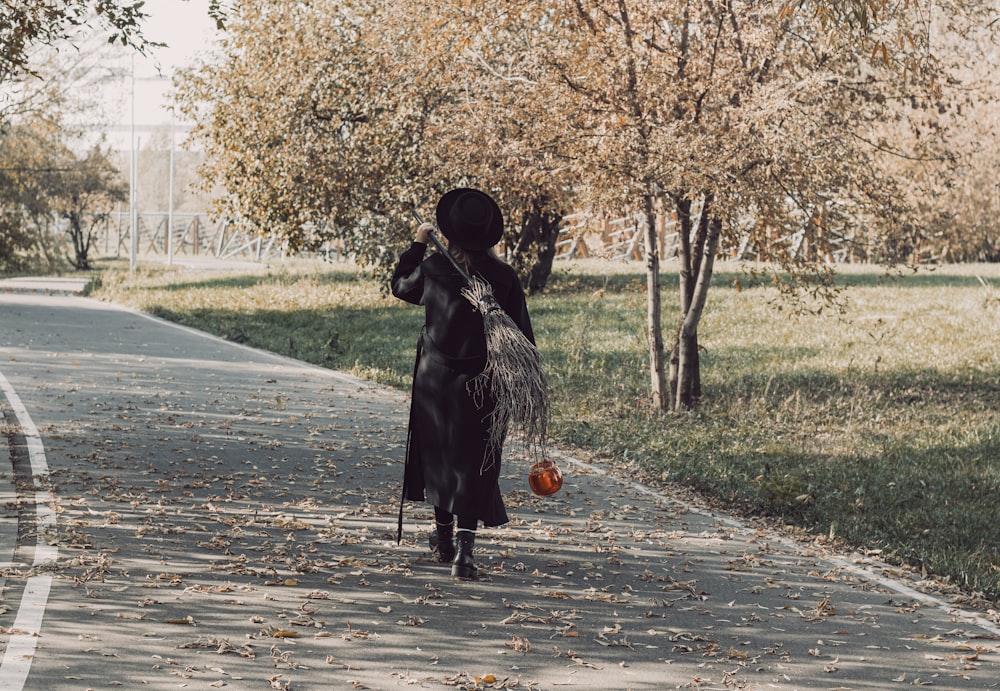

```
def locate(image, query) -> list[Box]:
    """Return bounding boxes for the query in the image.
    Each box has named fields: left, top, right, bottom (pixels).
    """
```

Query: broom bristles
left=461, top=277, right=549, bottom=473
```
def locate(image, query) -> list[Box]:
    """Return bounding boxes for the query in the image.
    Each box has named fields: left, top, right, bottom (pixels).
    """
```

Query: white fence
left=554, top=212, right=680, bottom=262
left=90, top=212, right=284, bottom=262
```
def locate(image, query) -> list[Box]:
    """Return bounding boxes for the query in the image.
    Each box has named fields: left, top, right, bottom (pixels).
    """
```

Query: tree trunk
left=510, top=198, right=562, bottom=294
left=526, top=209, right=559, bottom=294
left=669, top=197, right=694, bottom=407
left=643, top=194, right=668, bottom=410
left=67, top=211, right=90, bottom=270
left=669, top=194, right=721, bottom=410
left=675, top=211, right=721, bottom=410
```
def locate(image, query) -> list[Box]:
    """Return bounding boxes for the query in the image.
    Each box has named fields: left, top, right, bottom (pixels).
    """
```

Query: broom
left=411, top=209, right=549, bottom=472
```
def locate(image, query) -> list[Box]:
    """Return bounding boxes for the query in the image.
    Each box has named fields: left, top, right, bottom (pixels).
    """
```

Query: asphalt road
left=0, top=281, right=998, bottom=690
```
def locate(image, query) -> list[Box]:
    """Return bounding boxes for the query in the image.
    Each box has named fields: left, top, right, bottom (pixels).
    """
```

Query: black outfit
left=391, top=241, right=534, bottom=529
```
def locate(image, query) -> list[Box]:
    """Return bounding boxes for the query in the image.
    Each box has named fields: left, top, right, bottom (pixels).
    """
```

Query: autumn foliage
left=176, top=0, right=998, bottom=408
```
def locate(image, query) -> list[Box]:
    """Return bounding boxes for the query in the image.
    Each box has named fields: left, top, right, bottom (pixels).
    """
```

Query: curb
left=0, top=278, right=90, bottom=295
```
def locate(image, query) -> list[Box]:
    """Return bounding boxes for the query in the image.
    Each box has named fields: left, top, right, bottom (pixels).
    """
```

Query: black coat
left=391, top=242, right=534, bottom=527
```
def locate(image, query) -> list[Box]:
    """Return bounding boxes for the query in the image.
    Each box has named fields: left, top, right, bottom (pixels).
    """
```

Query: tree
left=0, top=175, right=36, bottom=272
left=0, top=117, right=67, bottom=272
left=385, top=2, right=575, bottom=292
left=0, top=113, right=126, bottom=271
left=444, top=0, right=996, bottom=410
left=176, top=0, right=573, bottom=288
left=60, top=143, right=128, bottom=269
left=178, top=2, right=416, bottom=263
left=1, top=23, right=134, bottom=272
left=0, top=1, right=150, bottom=87
left=0, top=0, right=139, bottom=270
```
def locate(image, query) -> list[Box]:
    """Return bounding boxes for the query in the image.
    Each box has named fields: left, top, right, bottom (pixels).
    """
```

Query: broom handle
left=410, top=209, right=474, bottom=285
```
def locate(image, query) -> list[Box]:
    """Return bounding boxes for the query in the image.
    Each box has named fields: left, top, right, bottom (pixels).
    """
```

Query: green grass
left=89, top=257, right=1000, bottom=601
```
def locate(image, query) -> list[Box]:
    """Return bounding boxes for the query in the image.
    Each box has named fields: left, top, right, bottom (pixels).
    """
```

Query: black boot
left=429, top=521, right=456, bottom=563
left=452, top=530, right=478, bottom=580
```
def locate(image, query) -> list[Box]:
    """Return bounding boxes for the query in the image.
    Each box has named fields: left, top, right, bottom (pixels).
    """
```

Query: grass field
left=89, top=257, right=1000, bottom=602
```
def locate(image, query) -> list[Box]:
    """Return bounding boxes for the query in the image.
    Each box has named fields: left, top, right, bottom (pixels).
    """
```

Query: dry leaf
left=165, top=616, right=196, bottom=625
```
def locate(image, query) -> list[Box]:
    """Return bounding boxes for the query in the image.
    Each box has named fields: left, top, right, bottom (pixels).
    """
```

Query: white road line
left=0, top=371, right=57, bottom=689
left=0, top=576, right=52, bottom=688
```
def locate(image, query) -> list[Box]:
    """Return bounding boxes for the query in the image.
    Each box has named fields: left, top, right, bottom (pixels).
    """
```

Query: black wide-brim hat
left=435, top=188, right=503, bottom=251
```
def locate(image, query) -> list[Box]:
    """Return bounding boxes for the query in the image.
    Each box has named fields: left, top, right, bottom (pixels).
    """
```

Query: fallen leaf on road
left=165, top=616, right=196, bottom=625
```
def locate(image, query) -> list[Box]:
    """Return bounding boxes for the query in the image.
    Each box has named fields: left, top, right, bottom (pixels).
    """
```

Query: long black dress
left=391, top=241, right=534, bottom=528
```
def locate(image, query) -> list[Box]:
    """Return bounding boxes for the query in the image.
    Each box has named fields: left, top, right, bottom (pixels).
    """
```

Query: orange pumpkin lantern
left=528, top=459, right=563, bottom=496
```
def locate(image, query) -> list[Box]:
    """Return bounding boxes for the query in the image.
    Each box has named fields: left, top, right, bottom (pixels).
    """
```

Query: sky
left=99, top=0, right=220, bottom=146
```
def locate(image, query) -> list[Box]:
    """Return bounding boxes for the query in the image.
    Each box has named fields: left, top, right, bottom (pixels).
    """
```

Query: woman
left=392, top=188, right=534, bottom=580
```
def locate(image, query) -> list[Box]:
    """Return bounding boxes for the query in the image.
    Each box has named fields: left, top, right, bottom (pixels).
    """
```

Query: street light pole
left=168, top=108, right=175, bottom=266
left=129, top=55, right=138, bottom=275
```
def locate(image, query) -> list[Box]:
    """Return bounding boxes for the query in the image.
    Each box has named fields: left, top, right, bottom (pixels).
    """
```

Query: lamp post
left=128, top=69, right=176, bottom=270
left=167, top=107, right=175, bottom=266
left=129, top=55, right=137, bottom=275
